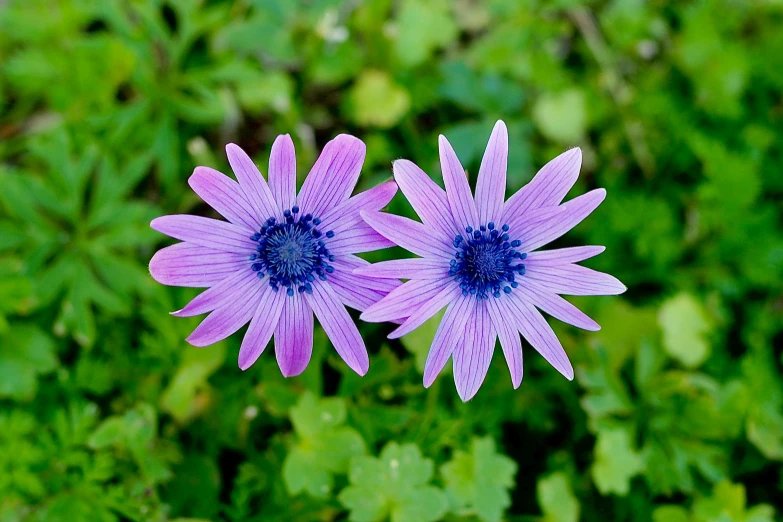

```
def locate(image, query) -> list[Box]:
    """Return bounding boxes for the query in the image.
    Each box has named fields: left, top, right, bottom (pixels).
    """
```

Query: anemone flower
left=358, top=121, right=625, bottom=401
left=150, top=135, right=399, bottom=376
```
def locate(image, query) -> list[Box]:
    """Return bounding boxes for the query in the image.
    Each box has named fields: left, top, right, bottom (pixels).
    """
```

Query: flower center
left=248, top=206, right=335, bottom=296
left=449, top=222, right=526, bottom=300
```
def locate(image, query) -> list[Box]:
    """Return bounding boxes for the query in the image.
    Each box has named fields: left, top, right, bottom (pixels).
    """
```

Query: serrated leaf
left=592, top=428, right=644, bottom=495
left=537, top=472, right=580, bottom=522
left=441, top=437, right=517, bottom=522
left=658, top=293, right=712, bottom=368
left=339, top=442, right=447, bottom=522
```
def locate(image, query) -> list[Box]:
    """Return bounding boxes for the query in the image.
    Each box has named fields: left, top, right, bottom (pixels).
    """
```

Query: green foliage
left=339, top=442, right=446, bottom=522
left=1, top=0, right=782, bottom=520
left=441, top=437, right=517, bottom=522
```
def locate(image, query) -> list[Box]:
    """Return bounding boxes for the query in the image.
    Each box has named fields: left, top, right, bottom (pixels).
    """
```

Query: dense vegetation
left=1, top=1, right=782, bottom=521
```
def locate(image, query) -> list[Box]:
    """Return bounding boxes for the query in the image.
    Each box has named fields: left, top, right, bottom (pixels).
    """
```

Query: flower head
left=150, top=135, right=398, bottom=376
left=359, top=121, right=626, bottom=401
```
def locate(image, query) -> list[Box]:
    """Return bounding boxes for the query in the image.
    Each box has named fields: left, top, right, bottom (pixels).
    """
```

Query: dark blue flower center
left=248, top=206, right=335, bottom=296
left=449, top=222, right=526, bottom=300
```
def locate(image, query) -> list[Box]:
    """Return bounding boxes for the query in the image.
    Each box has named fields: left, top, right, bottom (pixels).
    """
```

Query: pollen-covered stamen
left=248, top=208, right=335, bottom=296
left=449, top=222, right=527, bottom=300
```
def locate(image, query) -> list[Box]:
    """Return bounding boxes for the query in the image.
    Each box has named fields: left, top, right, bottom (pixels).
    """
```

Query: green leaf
left=532, top=89, right=587, bottom=143
left=283, top=392, right=366, bottom=497
left=347, top=70, right=411, bottom=128
left=0, top=323, right=57, bottom=401
left=394, top=0, right=458, bottom=67
left=591, top=428, right=645, bottom=495
left=537, top=472, right=580, bottom=522
left=161, top=341, right=227, bottom=424
left=339, top=442, right=447, bottom=522
left=441, top=437, right=517, bottom=522
left=658, top=293, right=712, bottom=368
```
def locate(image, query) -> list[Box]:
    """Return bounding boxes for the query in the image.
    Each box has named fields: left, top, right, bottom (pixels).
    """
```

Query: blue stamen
left=449, top=223, right=527, bottom=300
left=249, top=208, right=336, bottom=297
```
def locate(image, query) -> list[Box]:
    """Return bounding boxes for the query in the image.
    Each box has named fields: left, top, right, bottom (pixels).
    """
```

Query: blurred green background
left=1, top=0, right=782, bottom=521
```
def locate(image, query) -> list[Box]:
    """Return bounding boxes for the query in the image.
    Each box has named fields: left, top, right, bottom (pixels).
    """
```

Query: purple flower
left=150, top=135, right=399, bottom=376
left=358, top=121, right=626, bottom=401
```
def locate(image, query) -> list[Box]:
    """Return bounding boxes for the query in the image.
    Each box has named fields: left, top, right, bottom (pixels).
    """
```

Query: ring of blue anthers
left=449, top=222, right=527, bottom=300
left=248, top=206, right=335, bottom=297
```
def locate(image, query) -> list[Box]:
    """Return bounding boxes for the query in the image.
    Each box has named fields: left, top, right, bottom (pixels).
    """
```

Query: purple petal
left=423, top=295, right=475, bottom=387
left=318, top=181, right=398, bottom=233
left=524, top=264, right=626, bottom=296
left=187, top=282, right=265, bottom=347
left=387, top=284, right=462, bottom=339
left=525, top=246, right=605, bottom=266
left=353, top=258, right=448, bottom=280
left=268, top=134, right=297, bottom=211
left=296, top=135, right=366, bottom=218
left=514, top=281, right=600, bottom=331
left=305, top=282, right=369, bottom=375
left=506, top=298, right=573, bottom=379
left=330, top=278, right=391, bottom=313
left=475, top=121, right=508, bottom=225
left=149, top=243, right=246, bottom=287
left=520, top=189, right=606, bottom=252
left=439, top=135, right=479, bottom=228
left=361, top=279, right=450, bottom=323
left=330, top=256, right=401, bottom=294
left=505, top=205, right=565, bottom=241
left=274, top=292, right=314, bottom=377
left=487, top=297, right=523, bottom=388
left=327, top=223, right=396, bottom=255
left=226, top=143, right=280, bottom=220
left=238, top=286, right=286, bottom=369
left=151, top=215, right=256, bottom=252
left=501, top=147, right=581, bottom=220
left=188, top=166, right=261, bottom=230
left=171, top=269, right=256, bottom=317
left=361, top=211, right=453, bottom=259
left=453, top=303, right=496, bottom=401
left=393, top=159, right=459, bottom=240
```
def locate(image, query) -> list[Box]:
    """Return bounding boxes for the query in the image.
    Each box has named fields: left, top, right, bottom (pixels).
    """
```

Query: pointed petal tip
left=493, top=119, right=508, bottom=134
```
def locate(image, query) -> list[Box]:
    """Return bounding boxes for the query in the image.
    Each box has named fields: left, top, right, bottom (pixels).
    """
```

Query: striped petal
left=524, top=246, right=605, bottom=266
left=487, top=296, right=523, bottom=388
left=151, top=215, right=256, bottom=253
left=453, top=303, right=496, bottom=401
left=361, top=210, right=453, bottom=259
left=268, top=134, right=297, bottom=211
left=475, top=120, right=508, bottom=224
left=387, top=284, right=462, bottom=339
left=361, top=279, right=450, bottom=323
left=306, top=282, right=369, bottom=376
left=296, top=135, right=366, bottom=218
left=501, top=147, right=582, bottom=220
left=514, top=281, right=600, bottom=331
left=524, top=264, right=626, bottom=296
left=327, top=224, right=396, bottom=255
left=393, top=159, right=458, bottom=240
left=187, top=282, right=265, bottom=347
left=171, top=269, right=258, bottom=318
left=507, top=298, right=573, bottom=380
left=274, top=292, right=314, bottom=377
left=318, top=181, right=398, bottom=233
left=226, top=143, right=280, bottom=221
left=439, top=135, right=478, bottom=228
left=149, top=243, right=246, bottom=287
left=188, top=166, right=260, bottom=230
left=353, top=258, right=449, bottom=280
left=238, top=286, right=286, bottom=369
left=520, top=189, right=606, bottom=252
left=423, top=295, right=475, bottom=387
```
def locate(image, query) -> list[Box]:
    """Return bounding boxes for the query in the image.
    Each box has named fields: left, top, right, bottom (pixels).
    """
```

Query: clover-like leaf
left=591, top=428, right=644, bottom=495
left=339, top=442, right=447, bottom=522
left=283, top=392, right=366, bottom=498
left=658, top=293, right=712, bottom=368
left=441, top=437, right=517, bottom=522
left=537, top=472, right=580, bottom=522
